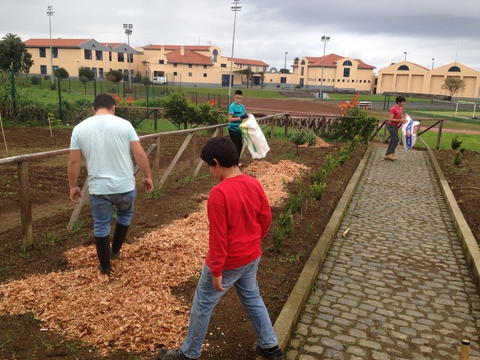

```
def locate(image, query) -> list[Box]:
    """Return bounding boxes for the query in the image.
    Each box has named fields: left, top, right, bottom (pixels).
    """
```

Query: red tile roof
left=294, top=53, right=375, bottom=69
left=165, top=49, right=213, bottom=65
left=227, top=57, right=269, bottom=67
left=143, top=45, right=211, bottom=51
left=24, top=38, right=89, bottom=48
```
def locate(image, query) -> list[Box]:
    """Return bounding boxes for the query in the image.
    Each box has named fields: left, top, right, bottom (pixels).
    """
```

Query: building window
left=263, top=67, right=267, bottom=72
left=203, top=73, right=207, bottom=77
left=40, top=65, right=47, bottom=74
left=188, top=64, right=192, bottom=68
left=173, top=63, right=177, bottom=67
left=221, top=64, right=227, bottom=68
left=327, top=79, right=330, bottom=82
left=212, top=49, right=218, bottom=62
left=398, top=65, right=409, bottom=71
left=159, top=59, right=164, bottom=64
left=301, top=67, right=304, bottom=76
left=95, top=51, right=103, bottom=61
left=280, top=77, right=286, bottom=84
left=301, top=60, right=305, bottom=65
left=174, top=72, right=177, bottom=76
left=99, top=68, right=104, bottom=78
left=247, top=65, right=252, bottom=70
left=39, top=48, right=46, bottom=58
left=128, top=54, right=133, bottom=63
left=342, top=79, right=345, bottom=82
left=109, top=52, right=112, bottom=61
left=118, top=53, right=124, bottom=62
left=343, top=68, right=350, bottom=77
left=92, top=67, right=97, bottom=77
left=343, top=60, right=352, bottom=66
left=52, top=48, right=58, bottom=58
left=188, top=72, right=192, bottom=77
left=84, top=49, right=92, bottom=60
left=448, top=66, right=461, bottom=72
left=52, top=65, right=58, bottom=73
left=368, top=80, right=371, bottom=83
left=204, top=65, right=207, bottom=69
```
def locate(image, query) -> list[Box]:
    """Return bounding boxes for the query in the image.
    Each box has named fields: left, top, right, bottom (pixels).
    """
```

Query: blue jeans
left=89, top=189, right=136, bottom=237
left=181, top=257, right=278, bottom=359
left=386, top=122, right=400, bottom=154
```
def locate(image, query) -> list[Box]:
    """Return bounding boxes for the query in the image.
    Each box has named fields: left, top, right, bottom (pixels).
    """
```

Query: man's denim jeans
left=89, top=189, right=136, bottom=237
left=181, top=257, right=278, bottom=359
left=386, top=122, right=400, bottom=154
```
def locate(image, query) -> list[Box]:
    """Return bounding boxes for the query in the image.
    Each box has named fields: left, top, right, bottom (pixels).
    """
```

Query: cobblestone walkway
left=286, top=147, right=480, bottom=360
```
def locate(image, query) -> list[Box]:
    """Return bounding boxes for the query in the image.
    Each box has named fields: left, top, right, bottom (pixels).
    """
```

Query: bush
left=54, top=67, right=69, bottom=79
left=30, top=76, right=40, bottom=85
left=105, top=70, right=123, bottom=83
left=453, top=151, right=462, bottom=167
left=78, top=66, right=94, bottom=80
left=451, top=136, right=462, bottom=150
left=141, top=76, right=152, bottom=86
left=290, top=131, right=308, bottom=155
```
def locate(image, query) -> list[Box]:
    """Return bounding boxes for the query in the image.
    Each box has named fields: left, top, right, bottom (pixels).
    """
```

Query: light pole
left=404, top=51, right=407, bottom=61
left=431, top=58, right=435, bottom=70
left=319, top=36, right=330, bottom=99
left=284, top=51, right=288, bottom=72
left=123, top=23, right=133, bottom=89
left=228, top=0, right=241, bottom=105
left=47, top=5, right=54, bottom=84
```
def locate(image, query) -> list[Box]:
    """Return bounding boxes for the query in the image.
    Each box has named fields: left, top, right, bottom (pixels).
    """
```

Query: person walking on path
left=67, top=94, right=153, bottom=275
left=157, top=137, right=283, bottom=360
left=228, top=89, right=248, bottom=158
left=385, top=95, right=406, bottom=161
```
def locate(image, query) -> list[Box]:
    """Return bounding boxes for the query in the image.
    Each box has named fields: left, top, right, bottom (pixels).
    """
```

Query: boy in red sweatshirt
left=158, top=136, right=283, bottom=360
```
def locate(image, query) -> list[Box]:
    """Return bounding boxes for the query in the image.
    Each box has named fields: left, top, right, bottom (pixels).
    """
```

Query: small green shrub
left=30, top=76, right=40, bottom=85
left=290, top=131, right=308, bottom=154
left=272, top=227, right=285, bottom=251
left=54, top=67, right=69, bottom=79
left=277, top=213, right=294, bottom=236
left=309, top=181, right=326, bottom=200
left=451, top=136, right=462, bottom=150
left=453, top=151, right=462, bottom=167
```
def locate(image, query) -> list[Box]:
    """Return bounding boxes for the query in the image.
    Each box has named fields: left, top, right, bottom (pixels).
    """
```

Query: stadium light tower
left=404, top=51, right=407, bottom=61
left=319, top=36, right=330, bottom=99
left=123, top=24, right=133, bottom=88
left=47, top=5, right=54, bottom=84
left=228, top=0, right=242, bottom=105
left=284, top=51, right=288, bottom=72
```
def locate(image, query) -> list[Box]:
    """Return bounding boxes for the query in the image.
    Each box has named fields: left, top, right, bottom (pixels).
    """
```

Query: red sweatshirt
left=205, top=174, right=272, bottom=277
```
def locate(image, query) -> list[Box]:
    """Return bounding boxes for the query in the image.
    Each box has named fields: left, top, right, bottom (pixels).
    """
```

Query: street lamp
left=47, top=5, right=54, bottom=85
left=123, top=23, right=133, bottom=88
left=284, top=51, right=288, bottom=72
left=319, top=36, right=330, bottom=99
left=404, top=51, right=407, bottom=61
left=432, top=58, right=435, bottom=70
left=228, top=0, right=242, bottom=105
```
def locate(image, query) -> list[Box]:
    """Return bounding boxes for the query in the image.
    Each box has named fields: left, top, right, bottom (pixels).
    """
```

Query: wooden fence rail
left=0, top=113, right=444, bottom=249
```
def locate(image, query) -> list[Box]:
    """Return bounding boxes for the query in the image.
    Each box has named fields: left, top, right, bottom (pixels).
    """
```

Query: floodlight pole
left=123, top=24, right=133, bottom=88
left=47, top=6, right=54, bottom=84
left=319, top=36, right=330, bottom=99
left=228, top=0, right=241, bottom=105
left=284, top=51, right=288, bottom=72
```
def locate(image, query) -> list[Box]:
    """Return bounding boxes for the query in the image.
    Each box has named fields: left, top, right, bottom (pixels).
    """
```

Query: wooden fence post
left=67, top=179, right=90, bottom=231
left=152, top=137, right=161, bottom=187
left=17, top=161, right=33, bottom=249
left=284, top=115, right=289, bottom=138
left=154, top=109, right=158, bottom=131
left=436, top=119, right=444, bottom=150
left=190, top=132, right=197, bottom=177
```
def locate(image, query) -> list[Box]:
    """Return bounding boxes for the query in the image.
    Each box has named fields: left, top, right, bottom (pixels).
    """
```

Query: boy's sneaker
left=157, top=348, right=197, bottom=360
left=254, top=343, right=284, bottom=360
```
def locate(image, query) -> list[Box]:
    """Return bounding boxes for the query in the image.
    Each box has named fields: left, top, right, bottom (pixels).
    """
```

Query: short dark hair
left=93, top=94, right=116, bottom=111
left=200, top=137, right=239, bottom=167
left=234, top=90, right=243, bottom=96
left=396, top=96, right=406, bottom=103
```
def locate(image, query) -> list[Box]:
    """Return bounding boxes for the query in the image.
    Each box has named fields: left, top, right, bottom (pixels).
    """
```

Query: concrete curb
left=427, top=148, right=480, bottom=289
left=255, top=144, right=374, bottom=359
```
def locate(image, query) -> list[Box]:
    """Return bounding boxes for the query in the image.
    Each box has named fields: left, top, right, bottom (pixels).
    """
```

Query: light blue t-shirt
left=70, top=114, right=139, bottom=195
left=228, top=102, right=245, bottom=132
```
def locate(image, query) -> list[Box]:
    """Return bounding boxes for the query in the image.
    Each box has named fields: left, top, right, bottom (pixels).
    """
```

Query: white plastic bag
left=401, top=114, right=420, bottom=151
left=239, top=114, right=270, bottom=159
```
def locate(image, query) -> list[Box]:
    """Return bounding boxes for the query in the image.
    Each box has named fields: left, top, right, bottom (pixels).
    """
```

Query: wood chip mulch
left=299, top=137, right=331, bottom=148
left=0, top=160, right=311, bottom=354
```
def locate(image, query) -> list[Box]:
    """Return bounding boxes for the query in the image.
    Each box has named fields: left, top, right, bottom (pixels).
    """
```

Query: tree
left=78, top=66, right=94, bottom=80
left=236, top=68, right=254, bottom=88
left=279, top=68, right=291, bottom=74
left=105, top=70, right=123, bottom=83
left=293, top=57, right=300, bottom=65
left=442, top=77, right=466, bottom=97
left=0, top=33, right=33, bottom=73
left=54, top=67, right=69, bottom=79
left=257, top=71, right=265, bottom=88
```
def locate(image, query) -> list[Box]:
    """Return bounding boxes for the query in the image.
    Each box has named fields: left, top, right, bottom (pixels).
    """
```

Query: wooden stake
left=459, top=339, right=470, bottom=360
left=0, top=113, right=8, bottom=156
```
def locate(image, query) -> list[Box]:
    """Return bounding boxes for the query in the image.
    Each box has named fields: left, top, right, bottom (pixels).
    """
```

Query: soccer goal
left=454, top=101, right=477, bottom=119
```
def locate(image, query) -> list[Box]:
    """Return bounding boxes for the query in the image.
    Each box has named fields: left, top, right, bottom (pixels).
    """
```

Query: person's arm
left=130, top=141, right=153, bottom=193
left=67, top=150, right=82, bottom=204
left=228, top=113, right=242, bottom=122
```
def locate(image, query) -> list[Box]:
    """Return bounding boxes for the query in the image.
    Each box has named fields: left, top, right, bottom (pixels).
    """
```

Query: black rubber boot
left=94, top=235, right=112, bottom=275
left=111, top=223, right=129, bottom=259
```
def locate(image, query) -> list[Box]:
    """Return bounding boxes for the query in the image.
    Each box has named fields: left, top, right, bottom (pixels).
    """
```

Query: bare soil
left=0, top=98, right=479, bottom=360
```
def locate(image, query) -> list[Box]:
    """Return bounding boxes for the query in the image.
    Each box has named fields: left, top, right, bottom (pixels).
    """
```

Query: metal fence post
left=57, top=74, right=63, bottom=120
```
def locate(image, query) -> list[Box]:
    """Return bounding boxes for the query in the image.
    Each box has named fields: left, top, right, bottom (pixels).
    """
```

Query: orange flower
left=118, top=98, right=123, bottom=104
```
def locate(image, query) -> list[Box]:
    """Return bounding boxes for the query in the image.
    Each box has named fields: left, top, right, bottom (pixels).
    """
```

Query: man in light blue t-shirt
left=68, top=94, right=153, bottom=275
left=228, top=89, right=248, bottom=157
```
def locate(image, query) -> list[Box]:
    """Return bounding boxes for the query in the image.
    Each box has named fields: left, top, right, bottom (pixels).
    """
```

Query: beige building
left=376, top=61, right=480, bottom=99
left=24, top=38, right=141, bottom=81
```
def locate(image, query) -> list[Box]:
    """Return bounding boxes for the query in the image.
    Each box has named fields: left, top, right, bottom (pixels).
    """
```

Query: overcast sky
left=1, top=0, right=479, bottom=75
